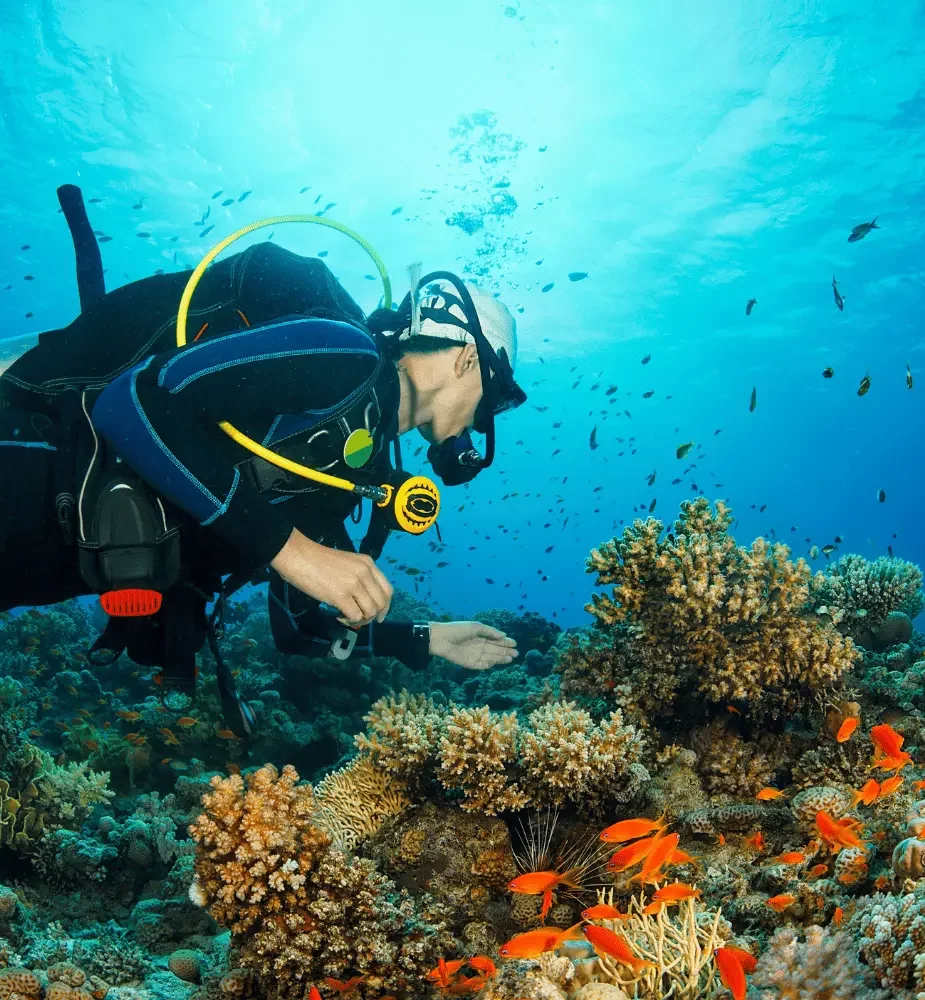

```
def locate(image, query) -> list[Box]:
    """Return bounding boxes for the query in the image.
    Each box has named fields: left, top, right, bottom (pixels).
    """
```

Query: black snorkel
left=371, top=270, right=526, bottom=486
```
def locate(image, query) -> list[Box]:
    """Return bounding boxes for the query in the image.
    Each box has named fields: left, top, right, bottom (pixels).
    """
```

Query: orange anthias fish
left=467, top=956, right=497, bottom=978
left=756, top=787, right=786, bottom=801
left=508, top=869, right=581, bottom=895
left=914, top=780, right=925, bottom=791
left=581, top=904, right=629, bottom=921
left=852, top=779, right=881, bottom=807
left=668, top=847, right=696, bottom=865
left=766, top=894, right=797, bottom=912
left=308, top=989, right=322, bottom=1000
left=652, top=882, right=702, bottom=903
left=599, top=814, right=666, bottom=843
left=775, top=851, right=807, bottom=865
left=806, top=863, right=829, bottom=880
left=871, top=752, right=913, bottom=773
left=877, top=775, right=904, bottom=799
left=325, top=975, right=365, bottom=992
left=871, top=723, right=904, bottom=758
left=743, top=831, right=766, bottom=852
left=175, top=716, right=199, bottom=727
left=116, top=710, right=141, bottom=721
left=631, top=832, right=680, bottom=885
left=606, top=833, right=663, bottom=873
left=498, top=923, right=584, bottom=960
left=836, top=717, right=859, bottom=742
left=833, top=906, right=844, bottom=926
left=426, top=959, right=466, bottom=984
left=583, top=925, right=655, bottom=973
left=722, top=945, right=758, bottom=975
left=447, top=975, right=488, bottom=995
left=816, top=810, right=864, bottom=852
left=714, top=948, right=748, bottom=1000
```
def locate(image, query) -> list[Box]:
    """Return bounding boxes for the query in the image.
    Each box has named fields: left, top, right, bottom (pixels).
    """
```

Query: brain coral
left=582, top=498, right=859, bottom=716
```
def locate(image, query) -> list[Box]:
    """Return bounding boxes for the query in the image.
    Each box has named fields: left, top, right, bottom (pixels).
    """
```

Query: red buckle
left=100, top=589, right=162, bottom=617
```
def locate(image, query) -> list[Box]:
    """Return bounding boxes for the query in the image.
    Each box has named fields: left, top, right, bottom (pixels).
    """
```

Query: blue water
left=2, top=0, right=923, bottom=626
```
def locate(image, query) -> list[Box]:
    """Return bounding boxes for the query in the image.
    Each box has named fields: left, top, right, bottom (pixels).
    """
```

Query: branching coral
left=189, top=764, right=448, bottom=999
left=814, top=554, right=924, bottom=630
left=585, top=890, right=730, bottom=999
left=356, top=695, right=646, bottom=816
left=581, top=498, right=860, bottom=716
left=849, top=886, right=925, bottom=998
left=751, top=925, right=888, bottom=999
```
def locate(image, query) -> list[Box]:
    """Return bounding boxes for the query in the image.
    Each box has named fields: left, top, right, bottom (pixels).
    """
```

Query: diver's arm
left=90, top=319, right=380, bottom=569
left=267, top=569, right=431, bottom=670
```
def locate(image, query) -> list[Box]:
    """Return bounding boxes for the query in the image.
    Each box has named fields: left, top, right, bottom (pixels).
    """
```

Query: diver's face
left=419, top=344, right=482, bottom=444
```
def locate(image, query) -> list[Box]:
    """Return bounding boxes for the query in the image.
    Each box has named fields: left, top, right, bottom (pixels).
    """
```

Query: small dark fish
left=314, top=194, right=322, bottom=204
left=23, top=274, right=34, bottom=280
left=648, top=498, right=657, bottom=513
left=199, top=225, right=214, bottom=238
left=889, top=545, right=894, bottom=557
left=832, top=276, right=845, bottom=311
left=3, top=285, right=10, bottom=290
left=318, top=250, right=328, bottom=257
left=671, top=477, right=682, bottom=484
left=25, top=311, right=33, bottom=318
left=877, top=489, right=886, bottom=503
left=822, top=544, right=837, bottom=555
left=568, top=271, right=588, bottom=282
left=132, top=201, right=144, bottom=210
left=857, top=372, right=871, bottom=397
left=238, top=190, right=252, bottom=202
left=221, top=199, right=234, bottom=207
left=202, top=205, right=211, bottom=221
left=20, top=244, right=29, bottom=251
left=545, top=545, right=554, bottom=553
left=714, top=428, right=722, bottom=435
left=822, top=367, right=834, bottom=378
left=267, top=231, right=275, bottom=241
left=589, top=426, right=599, bottom=450
left=848, top=216, right=879, bottom=242
left=153, top=268, right=164, bottom=275
left=624, top=410, right=632, bottom=419
left=98, top=235, right=112, bottom=242
left=391, top=206, right=403, bottom=215
left=364, top=274, right=376, bottom=281
left=299, top=186, right=311, bottom=194
left=745, top=297, right=757, bottom=315
left=834, top=535, right=843, bottom=543
left=211, top=189, right=223, bottom=199
left=642, top=390, right=654, bottom=399
left=88, top=197, right=101, bottom=203
left=906, top=363, right=913, bottom=389
left=641, top=354, right=651, bottom=365
left=541, top=282, right=554, bottom=293
left=605, top=385, right=618, bottom=396
left=539, top=145, right=548, bottom=152
left=646, top=471, right=656, bottom=486
left=136, top=231, right=151, bottom=238
left=676, top=441, right=694, bottom=460
left=749, top=386, right=757, bottom=412
left=760, top=504, right=767, bottom=513
left=93, top=230, right=105, bottom=235
left=324, top=202, right=336, bottom=211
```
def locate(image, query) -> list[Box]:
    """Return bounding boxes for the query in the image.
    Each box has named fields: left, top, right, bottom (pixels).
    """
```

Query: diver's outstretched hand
left=429, top=622, right=519, bottom=670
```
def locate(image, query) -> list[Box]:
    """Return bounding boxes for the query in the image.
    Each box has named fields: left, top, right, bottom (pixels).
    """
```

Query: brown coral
left=790, top=786, right=853, bottom=829
left=0, top=968, right=41, bottom=998
left=189, top=763, right=447, bottom=999
left=583, top=498, right=860, bottom=716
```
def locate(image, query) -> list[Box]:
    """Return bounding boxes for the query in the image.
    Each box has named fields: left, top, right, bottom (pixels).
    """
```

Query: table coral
left=189, top=763, right=448, bottom=999
left=814, top=554, right=924, bottom=631
left=582, top=499, right=859, bottom=716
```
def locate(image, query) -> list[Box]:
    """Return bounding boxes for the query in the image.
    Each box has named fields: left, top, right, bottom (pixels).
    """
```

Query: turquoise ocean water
left=1, top=0, right=923, bottom=625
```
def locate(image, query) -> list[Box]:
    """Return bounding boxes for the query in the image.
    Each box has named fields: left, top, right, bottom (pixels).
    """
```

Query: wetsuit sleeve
left=267, top=569, right=432, bottom=670
left=90, top=318, right=380, bottom=570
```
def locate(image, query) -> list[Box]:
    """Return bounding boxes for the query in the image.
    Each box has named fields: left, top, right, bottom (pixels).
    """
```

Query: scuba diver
left=0, top=186, right=527, bottom=736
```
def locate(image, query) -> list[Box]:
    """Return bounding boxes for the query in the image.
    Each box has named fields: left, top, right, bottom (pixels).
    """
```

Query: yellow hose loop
left=217, top=419, right=357, bottom=492
left=176, top=214, right=392, bottom=347
left=172, top=214, right=392, bottom=493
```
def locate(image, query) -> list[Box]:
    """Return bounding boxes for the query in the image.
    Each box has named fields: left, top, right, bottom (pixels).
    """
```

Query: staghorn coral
left=312, top=755, right=412, bottom=852
left=189, top=763, right=448, bottom=999
left=585, top=891, right=730, bottom=999
left=583, top=499, right=859, bottom=716
left=357, top=695, right=646, bottom=816
left=751, top=925, right=887, bottom=999
left=814, top=554, right=924, bottom=631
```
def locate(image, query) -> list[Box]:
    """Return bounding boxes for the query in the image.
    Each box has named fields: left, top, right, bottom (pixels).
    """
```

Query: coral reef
left=356, top=694, right=646, bottom=815
left=814, top=554, right=924, bottom=631
left=579, top=499, right=860, bottom=717
left=189, top=763, right=450, bottom=999
left=850, top=885, right=925, bottom=999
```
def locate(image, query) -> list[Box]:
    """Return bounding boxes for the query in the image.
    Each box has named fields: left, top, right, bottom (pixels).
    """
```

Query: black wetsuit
left=0, top=242, right=431, bottom=672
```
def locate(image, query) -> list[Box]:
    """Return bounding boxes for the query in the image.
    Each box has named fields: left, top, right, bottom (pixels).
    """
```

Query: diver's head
left=367, top=271, right=525, bottom=484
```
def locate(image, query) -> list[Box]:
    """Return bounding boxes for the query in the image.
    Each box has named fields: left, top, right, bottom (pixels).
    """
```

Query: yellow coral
left=313, top=755, right=412, bottom=852
left=354, top=692, right=443, bottom=776
left=583, top=498, right=859, bottom=715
